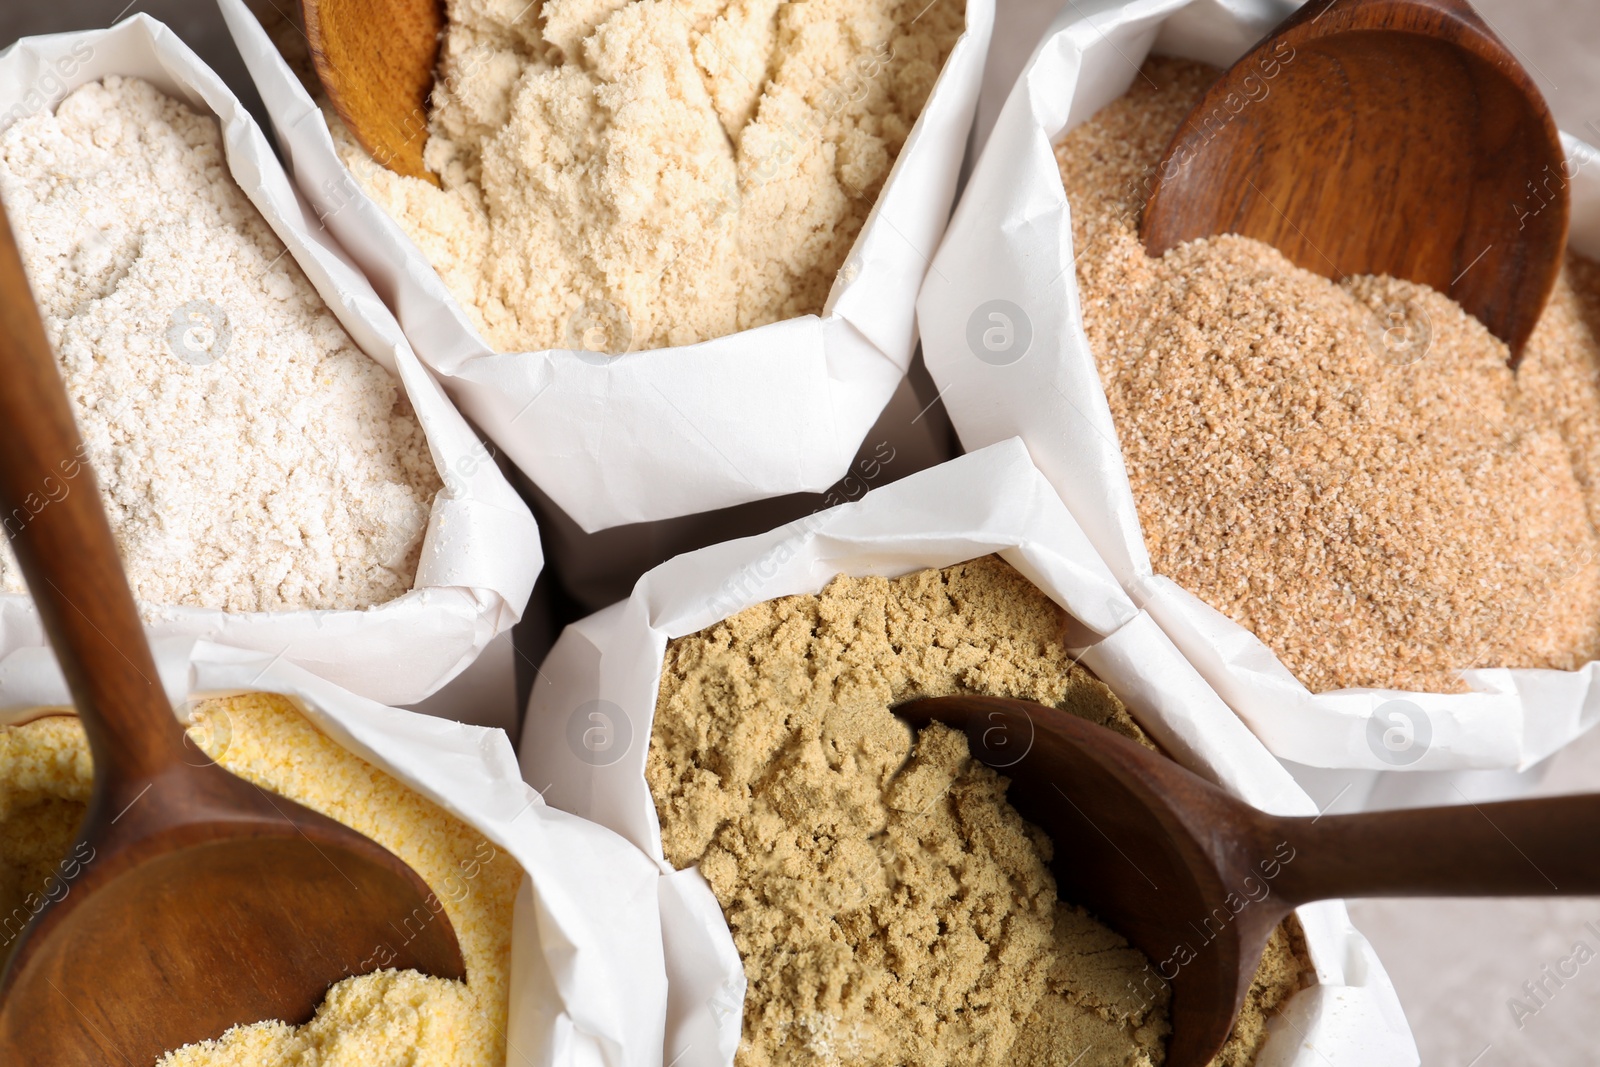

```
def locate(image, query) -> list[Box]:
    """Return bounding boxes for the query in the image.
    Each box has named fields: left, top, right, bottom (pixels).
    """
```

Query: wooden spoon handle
left=0, top=196, right=187, bottom=788
left=1271, top=793, right=1600, bottom=903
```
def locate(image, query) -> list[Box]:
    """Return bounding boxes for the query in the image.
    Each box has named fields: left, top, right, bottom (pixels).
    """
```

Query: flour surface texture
left=336, top=0, right=966, bottom=354
left=0, top=77, right=440, bottom=612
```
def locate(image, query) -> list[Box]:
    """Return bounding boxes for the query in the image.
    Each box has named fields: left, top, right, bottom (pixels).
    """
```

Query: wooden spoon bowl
left=303, top=0, right=443, bottom=184
left=1, top=792, right=465, bottom=1063
left=1139, top=0, right=1570, bottom=364
left=0, top=197, right=464, bottom=1063
left=900, top=695, right=1600, bottom=1067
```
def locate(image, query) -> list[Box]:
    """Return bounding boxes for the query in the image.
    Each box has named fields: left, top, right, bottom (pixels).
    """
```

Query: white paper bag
left=0, top=17, right=542, bottom=708
left=917, top=0, right=1600, bottom=773
left=217, top=0, right=993, bottom=533
left=0, top=640, right=667, bottom=1067
left=520, top=440, right=1419, bottom=1067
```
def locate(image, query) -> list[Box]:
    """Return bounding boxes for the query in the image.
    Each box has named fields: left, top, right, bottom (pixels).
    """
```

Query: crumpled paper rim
left=0, top=16, right=542, bottom=708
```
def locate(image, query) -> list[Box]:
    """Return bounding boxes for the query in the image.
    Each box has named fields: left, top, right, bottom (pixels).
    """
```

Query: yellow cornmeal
left=648, top=557, right=1309, bottom=1066
left=0, top=693, right=521, bottom=1067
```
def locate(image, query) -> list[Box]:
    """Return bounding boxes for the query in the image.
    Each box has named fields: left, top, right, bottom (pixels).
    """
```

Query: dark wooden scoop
left=900, top=696, right=1600, bottom=1067
left=1140, top=0, right=1570, bottom=364
left=0, top=201, right=464, bottom=1062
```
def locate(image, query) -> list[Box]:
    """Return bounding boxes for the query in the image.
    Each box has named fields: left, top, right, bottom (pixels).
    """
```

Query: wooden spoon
left=1139, top=0, right=1570, bottom=365
left=899, top=695, right=1600, bottom=1067
left=0, top=202, right=464, bottom=1062
left=302, top=0, right=444, bottom=184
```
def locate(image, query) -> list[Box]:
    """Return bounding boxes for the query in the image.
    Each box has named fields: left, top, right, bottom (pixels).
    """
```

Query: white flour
left=0, top=77, right=441, bottom=612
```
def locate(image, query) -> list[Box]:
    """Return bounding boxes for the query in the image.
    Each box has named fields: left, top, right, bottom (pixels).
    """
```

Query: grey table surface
left=3, top=2, right=1599, bottom=1065
left=1346, top=722, right=1600, bottom=1067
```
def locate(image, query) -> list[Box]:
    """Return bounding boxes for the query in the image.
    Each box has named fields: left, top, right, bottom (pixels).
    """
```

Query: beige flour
left=0, top=693, right=521, bottom=1067
left=0, top=77, right=440, bottom=612
left=1061, top=58, right=1600, bottom=694
left=324, top=0, right=964, bottom=354
left=648, top=557, right=1308, bottom=1066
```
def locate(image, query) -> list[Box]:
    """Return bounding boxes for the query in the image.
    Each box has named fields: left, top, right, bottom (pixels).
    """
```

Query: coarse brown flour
left=1061, top=58, right=1600, bottom=694
left=648, top=558, right=1308, bottom=1066
left=324, top=0, right=965, bottom=354
left=0, top=77, right=440, bottom=612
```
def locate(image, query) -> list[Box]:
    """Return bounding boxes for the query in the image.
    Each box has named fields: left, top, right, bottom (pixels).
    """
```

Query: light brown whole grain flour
left=1060, top=58, right=1600, bottom=694
left=328, top=0, right=965, bottom=354
left=648, top=557, right=1309, bottom=1066
left=0, top=77, right=440, bottom=613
